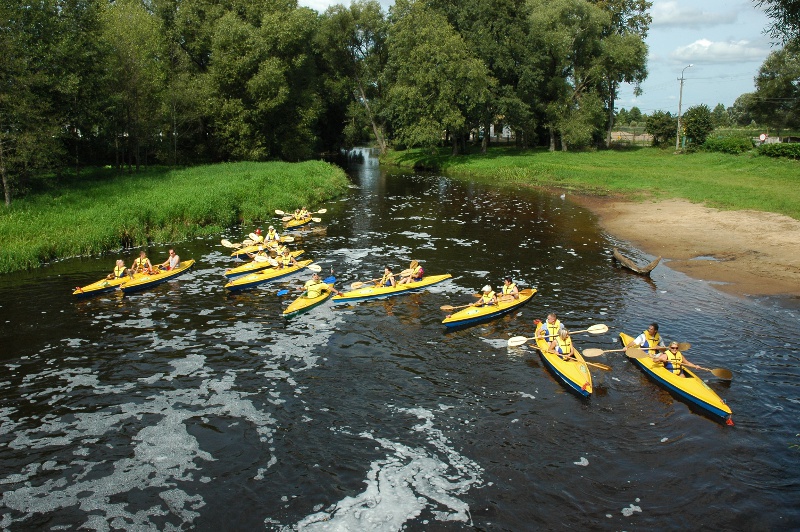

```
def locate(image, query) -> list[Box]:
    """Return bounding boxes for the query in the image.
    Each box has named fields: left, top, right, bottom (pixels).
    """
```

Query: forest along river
left=0, top=148, right=798, bottom=530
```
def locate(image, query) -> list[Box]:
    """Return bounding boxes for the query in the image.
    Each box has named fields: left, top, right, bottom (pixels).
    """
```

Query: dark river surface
left=1, top=148, right=798, bottom=530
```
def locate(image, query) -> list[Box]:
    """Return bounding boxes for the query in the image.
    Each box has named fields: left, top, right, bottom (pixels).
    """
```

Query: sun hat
left=482, top=285, right=491, bottom=292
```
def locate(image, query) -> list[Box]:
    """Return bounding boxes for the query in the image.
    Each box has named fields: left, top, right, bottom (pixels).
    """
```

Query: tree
left=682, top=104, right=714, bottom=145
left=100, top=0, right=167, bottom=171
left=750, top=44, right=800, bottom=131
left=318, top=1, right=388, bottom=154
left=384, top=0, right=493, bottom=154
left=592, top=0, right=651, bottom=146
left=0, top=0, right=68, bottom=205
left=644, top=110, right=676, bottom=147
left=756, top=0, right=800, bottom=44
left=711, top=103, right=731, bottom=128
left=628, top=106, right=642, bottom=123
left=428, top=0, right=535, bottom=151
left=730, top=93, right=758, bottom=126
left=616, top=108, right=630, bottom=125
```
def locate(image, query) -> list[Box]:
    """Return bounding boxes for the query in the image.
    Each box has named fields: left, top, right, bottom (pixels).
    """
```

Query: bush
left=703, top=136, right=754, bottom=154
left=759, top=143, right=800, bottom=159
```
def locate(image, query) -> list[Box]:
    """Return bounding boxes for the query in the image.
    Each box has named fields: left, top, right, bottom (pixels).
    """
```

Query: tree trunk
left=356, top=79, right=386, bottom=155
left=481, top=120, right=490, bottom=154
left=549, top=128, right=556, bottom=152
left=561, top=136, right=568, bottom=151
left=0, top=139, right=10, bottom=207
left=451, top=133, right=459, bottom=156
left=606, top=81, right=617, bottom=148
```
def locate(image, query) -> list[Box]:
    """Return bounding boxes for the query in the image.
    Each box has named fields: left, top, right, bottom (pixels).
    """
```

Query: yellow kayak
left=73, top=273, right=137, bottom=297
left=230, top=237, right=293, bottom=259
left=332, top=274, right=452, bottom=303
left=619, top=332, right=733, bottom=423
left=224, top=250, right=304, bottom=279
left=120, top=260, right=195, bottom=294
left=442, top=288, right=537, bottom=328
left=534, top=332, right=593, bottom=397
left=283, top=284, right=334, bottom=317
left=224, top=259, right=313, bottom=292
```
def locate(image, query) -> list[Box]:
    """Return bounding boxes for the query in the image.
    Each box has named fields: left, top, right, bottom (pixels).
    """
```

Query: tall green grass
left=0, top=161, right=349, bottom=273
left=383, top=146, right=800, bottom=220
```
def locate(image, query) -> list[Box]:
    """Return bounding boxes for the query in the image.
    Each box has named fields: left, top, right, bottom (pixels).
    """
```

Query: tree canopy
left=2, top=0, right=657, bottom=204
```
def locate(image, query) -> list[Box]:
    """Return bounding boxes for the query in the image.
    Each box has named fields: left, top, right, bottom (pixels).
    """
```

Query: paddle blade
left=254, top=255, right=269, bottom=263
left=276, top=289, right=289, bottom=296
left=586, top=324, right=609, bottom=334
left=282, top=236, right=295, bottom=243
left=440, top=305, right=455, bottom=311
left=312, top=217, right=322, bottom=223
left=249, top=232, right=259, bottom=241
left=242, top=239, right=254, bottom=246
left=625, top=347, right=650, bottom=359
left=221, top=239, right=234, bottom=248
left=678, top=342, right=691, bottom=351
left=282, top=215, right=293, bottom=222
left=323, top=276, right=336, bottom=284
left=399, top=269, right=412, bottom=277
left=507, top=336, right=530, bottom=347
left=267, top=258, right=279, bottom=267
left=711, top=368, right=733, bottom=380
left=582, top=348, right=605, bottom=358
left=307, top=264, right=322, bottom=272
left=350, top=281, right=365, bottom=289
left=315, top=208, right=327, bottom=214
left=275, top=209, right=285, bottom=215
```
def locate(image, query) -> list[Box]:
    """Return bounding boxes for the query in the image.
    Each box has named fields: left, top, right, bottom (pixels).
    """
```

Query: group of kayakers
left=534, top=315, right=699, bottom=378
left=107, top=249, right=181, bottom=280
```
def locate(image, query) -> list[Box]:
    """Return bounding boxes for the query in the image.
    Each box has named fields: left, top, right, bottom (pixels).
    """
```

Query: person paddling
left=107, top=259, right=133, bottom=280
left=131, top=251, right=156, bottom=275
left=498, top=277, right=519, bottom=301
left=548, top=329, right=574, bottom=361
left=627, top=322, right=665, bottom=356
left=300, top=272, right=341, bottom=298
left=376, top=266, right=396, bottom=287
left=536, top=313, right=564, bottom=341
left=160, top=249, right=180, bottom=271
left=473, top=285, right=497, bottom=307
left=397, top=260, right=423, bottom=285
left=652, top=341, right=702, bottom=377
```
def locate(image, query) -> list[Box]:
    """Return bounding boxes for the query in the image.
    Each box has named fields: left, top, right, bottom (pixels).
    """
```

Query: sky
left=297, top=0, right=777, bottom=115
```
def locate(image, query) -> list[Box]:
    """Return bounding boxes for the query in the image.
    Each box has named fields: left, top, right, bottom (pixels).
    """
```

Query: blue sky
left=298, top=0, right=776, bottom=115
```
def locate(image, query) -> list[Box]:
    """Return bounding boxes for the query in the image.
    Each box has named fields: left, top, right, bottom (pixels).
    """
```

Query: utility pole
left=676, top=64, right=693, bottom=150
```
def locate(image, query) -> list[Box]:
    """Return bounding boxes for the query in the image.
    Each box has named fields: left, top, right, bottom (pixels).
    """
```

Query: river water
left=0, top=148, right=798, bottom=530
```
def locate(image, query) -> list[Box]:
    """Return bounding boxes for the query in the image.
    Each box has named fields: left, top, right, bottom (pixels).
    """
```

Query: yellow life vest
left=641, top=330, right=662, bottom=355
left=542, top=319, right=562, bottom=341
left=113, top=265, right=126, bottom=278
left=555, top=336, right=572, bottom=356
left=410, top=265, right=423, bottom=279
left=280, top=254, right=293, bottom=266
left=304, top=280, right=327, bottom=298
left=502, top=283, right=517, bottom=295
left=266, top=230, right=279, bottom=241
left=481, top=291, right=496, bottom=304
left=380, top=272, right=394, bottom=286
left=664, top=349, right=684, bottom=375
left=134, top=256, right=149, bottom=268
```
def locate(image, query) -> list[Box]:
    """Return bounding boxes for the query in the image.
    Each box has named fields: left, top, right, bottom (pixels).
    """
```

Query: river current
left=0, top=148, right=798, bottom=530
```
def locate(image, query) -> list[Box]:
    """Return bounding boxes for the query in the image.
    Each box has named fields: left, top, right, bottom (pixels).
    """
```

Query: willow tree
left=318, top=1, right=388, bottom=153
left=384, top=0, right=493, bottom=154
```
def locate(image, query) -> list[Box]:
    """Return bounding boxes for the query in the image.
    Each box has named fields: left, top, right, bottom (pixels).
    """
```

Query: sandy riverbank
left=572, top=196, right=800, bottom=299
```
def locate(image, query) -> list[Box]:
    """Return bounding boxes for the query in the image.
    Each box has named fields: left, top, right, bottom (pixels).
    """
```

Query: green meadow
left=0, top=161, right=349, bottom=274
left=384, top=146, right=800, bottom=220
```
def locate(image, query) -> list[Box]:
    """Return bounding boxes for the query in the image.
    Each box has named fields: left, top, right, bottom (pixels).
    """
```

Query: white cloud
left=670, top=39, right=770, bottom=63
left=652, top=0, right=738, bottom=28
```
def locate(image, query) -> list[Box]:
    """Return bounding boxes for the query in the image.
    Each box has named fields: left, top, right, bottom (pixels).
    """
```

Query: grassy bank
left=383, top=146, right=800, bottom=220
left=0, top=161, right=349, bottom=274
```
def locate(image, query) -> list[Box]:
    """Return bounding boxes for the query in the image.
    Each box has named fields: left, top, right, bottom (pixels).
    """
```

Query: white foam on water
left=574, top=457, right=589, bottom=466
left=0, top=340, right=291, bottom=530
left=622, top=503, right=642, bottom=516
left=294, top=406, right=482, bottom=530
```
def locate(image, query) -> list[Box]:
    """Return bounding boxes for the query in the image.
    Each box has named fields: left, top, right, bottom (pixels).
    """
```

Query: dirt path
left=572, top=196, right=800, bottom=298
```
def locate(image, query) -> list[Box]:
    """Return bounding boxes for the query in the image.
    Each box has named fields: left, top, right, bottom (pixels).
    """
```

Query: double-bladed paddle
left=507, top=324, right=608, bottom=347
left=350, top=279, right=379, bottom=289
